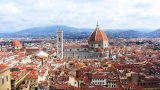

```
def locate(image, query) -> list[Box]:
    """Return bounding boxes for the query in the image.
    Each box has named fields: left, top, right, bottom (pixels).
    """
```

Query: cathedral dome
left=89, top=24, right=108, bottom=42
left=11, top=40, right=21, bottom=46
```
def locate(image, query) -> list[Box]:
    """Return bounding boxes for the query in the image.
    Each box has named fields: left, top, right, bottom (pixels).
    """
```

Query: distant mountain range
left=145, top=29, right=160, bottom=38
left=0, top=25, right=160, bottom=38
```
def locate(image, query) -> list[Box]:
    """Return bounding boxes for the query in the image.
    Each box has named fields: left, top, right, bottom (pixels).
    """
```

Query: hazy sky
left=0, top=0, right=160, bottom=33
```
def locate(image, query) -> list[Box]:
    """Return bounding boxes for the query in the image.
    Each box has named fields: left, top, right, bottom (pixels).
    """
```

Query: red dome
left=96, top=48, right=103, bottom=52
left=89, top=25, right=108, bottom=42
left=11, top=40, right=21, bottom=46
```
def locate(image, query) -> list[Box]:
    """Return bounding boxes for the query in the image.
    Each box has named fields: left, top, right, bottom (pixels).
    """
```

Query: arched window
left=59, top=37, right=61, bottom=42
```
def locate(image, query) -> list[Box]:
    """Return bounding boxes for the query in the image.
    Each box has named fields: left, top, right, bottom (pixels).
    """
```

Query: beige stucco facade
left=0, top=66, right=11, bottom=90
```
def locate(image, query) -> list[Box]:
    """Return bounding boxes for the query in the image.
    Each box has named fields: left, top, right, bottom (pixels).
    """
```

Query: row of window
left=64, top=48, right=87, bottom=51
left=92, top=78, right=118, bottom=81
left=92, top=78, right=105, bottom=81
left=92, top=81, right=116, bottom=85
left=93, top=82, right=105, bottom=85
left=64, top=56, right=87, bottom=59
left=1, top=75, right=9, bottom=85
left=108, top=85, right=116, bottom=88
left=26, top=80, right=37, bottom=83
left=90, top=44, right=107, bottom=47
left=92, top=44, right=101, bottom=47
left=107, top=82, right=116, bottom=84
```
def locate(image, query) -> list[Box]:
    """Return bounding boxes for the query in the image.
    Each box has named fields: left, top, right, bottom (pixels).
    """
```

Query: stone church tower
left=56, top=30, right=63, bottom=58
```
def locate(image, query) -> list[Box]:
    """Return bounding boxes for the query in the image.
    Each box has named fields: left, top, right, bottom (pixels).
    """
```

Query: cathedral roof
left=89, top=24, right=108, bottom=42
left=11, top=40, right=21, bottom=46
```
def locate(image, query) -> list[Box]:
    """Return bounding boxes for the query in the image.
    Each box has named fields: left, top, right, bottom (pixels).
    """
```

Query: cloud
left=0, top=0, right=160, bottom=32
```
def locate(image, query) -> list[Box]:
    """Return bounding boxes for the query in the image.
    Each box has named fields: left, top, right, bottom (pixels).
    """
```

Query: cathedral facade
left=57, top=24, right=109, bottom=59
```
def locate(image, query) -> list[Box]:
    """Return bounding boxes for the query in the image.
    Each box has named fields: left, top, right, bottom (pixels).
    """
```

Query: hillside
left=0, top=25, right=159, bottom=38
left=146, top=29, right=160, bottom=38
left=13, top=25, right=92, bottom=38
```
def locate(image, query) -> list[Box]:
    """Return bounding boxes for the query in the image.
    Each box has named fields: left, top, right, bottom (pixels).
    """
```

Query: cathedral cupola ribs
left=89, top=23, right=108, bottom=42
left=88, top=23, right=109, bottom=49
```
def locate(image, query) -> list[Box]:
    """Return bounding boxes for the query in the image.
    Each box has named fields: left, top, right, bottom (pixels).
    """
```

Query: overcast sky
left=0, top=0, right=160, bottom=33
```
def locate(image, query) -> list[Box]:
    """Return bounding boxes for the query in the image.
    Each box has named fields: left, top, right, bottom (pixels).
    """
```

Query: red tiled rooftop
left=0, top=64, right=9, bottom=73
left=11, top=40, right=21, bottom=46
left=89, top=25, right=108, bottom=42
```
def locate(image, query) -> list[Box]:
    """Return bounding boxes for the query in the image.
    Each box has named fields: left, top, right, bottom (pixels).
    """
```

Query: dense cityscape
left=1, top=0, right=160, bottom=90
left=0, top=24, right=160, bottom=90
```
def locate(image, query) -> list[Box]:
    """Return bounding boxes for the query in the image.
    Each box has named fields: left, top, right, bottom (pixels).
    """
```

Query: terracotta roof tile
left=89, top=26, right=108, bottom=42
